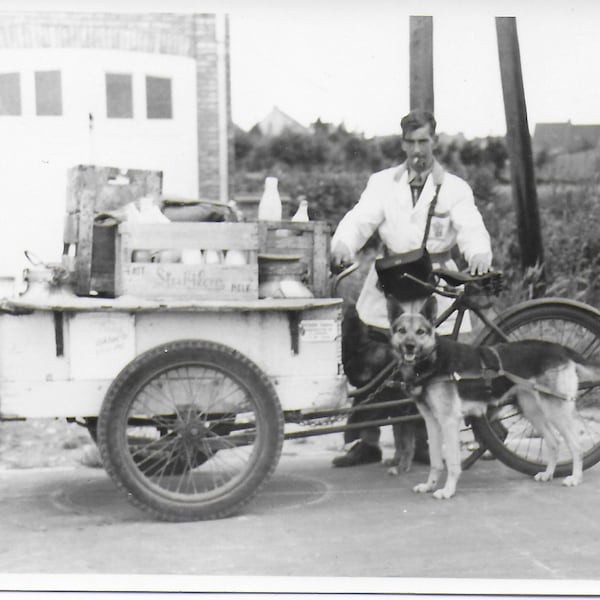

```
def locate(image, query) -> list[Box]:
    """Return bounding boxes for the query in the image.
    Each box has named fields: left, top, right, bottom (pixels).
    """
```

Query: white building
left=0, top=11, right=232, bottom=279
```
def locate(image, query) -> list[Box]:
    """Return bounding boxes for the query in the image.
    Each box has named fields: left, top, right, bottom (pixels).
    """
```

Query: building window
left=35, top=70, right=62, bottom=116
left=0, top=72, right=21, bottom=115
left=146, top=76, right=172, bottom=119
left=106, top=73, right=133, bottom=118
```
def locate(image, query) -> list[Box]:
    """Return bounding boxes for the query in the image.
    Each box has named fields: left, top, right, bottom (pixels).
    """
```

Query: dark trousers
left=341, top=304, right=417, bottom=446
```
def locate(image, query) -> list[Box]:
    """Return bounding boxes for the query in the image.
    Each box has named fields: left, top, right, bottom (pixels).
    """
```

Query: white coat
left=331, top=161, right=492, bottom=333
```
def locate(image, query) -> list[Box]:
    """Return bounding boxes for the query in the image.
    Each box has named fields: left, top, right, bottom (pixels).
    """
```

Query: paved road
left=1, top=432, right=600, bottom=595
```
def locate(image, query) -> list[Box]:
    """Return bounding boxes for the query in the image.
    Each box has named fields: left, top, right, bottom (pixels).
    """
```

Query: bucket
left=258, top=254, right=313, bottom=299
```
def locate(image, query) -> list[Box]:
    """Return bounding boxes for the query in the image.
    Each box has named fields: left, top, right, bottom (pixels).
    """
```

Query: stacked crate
left=257, top=221, right=331, bottom=297
left=64, top=165, right=332, bottom=300
left=115, top=222, right=259, bottom=300
left=64, top=165, right=163, bottom=297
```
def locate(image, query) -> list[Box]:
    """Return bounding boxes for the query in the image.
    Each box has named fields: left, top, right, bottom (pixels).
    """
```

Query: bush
left=234, top=126, right=600, bottom=310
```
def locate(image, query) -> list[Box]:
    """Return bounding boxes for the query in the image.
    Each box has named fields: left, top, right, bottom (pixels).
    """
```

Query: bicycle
left=325, top=264, right=600, bottom=476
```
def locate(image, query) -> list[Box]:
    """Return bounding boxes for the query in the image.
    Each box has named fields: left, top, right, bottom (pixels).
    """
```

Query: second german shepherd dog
left=387, top=294, right=594, bottom=500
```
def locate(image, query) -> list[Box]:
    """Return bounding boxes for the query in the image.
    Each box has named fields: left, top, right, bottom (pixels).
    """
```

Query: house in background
left=533, top=121, right=600, bottom=155
left=0, top=11, right=232, bottom=278
left=533, top=121, right=600, bottom=181
left=256, top=106, right=308, bottom=136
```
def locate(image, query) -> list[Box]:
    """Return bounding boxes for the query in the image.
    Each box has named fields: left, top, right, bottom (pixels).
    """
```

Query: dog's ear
left=386, top=295, right=404, bottom=324
left=420, top=294, right=437, bottom=324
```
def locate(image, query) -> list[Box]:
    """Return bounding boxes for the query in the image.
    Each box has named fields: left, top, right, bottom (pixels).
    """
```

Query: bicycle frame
left=284, top=270, right=504, bottom=440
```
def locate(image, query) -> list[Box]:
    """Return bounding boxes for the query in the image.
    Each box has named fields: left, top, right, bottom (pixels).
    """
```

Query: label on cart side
left=69, top=313, right=136, bottom=379
left=299, top=319, right=339, bottom=342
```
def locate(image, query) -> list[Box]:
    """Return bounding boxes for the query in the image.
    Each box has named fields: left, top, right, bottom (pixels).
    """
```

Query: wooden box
left=258, top=221, right=331, bottom=297
left=64, top=165, right=163, bottom=297
left=115, top=222, right=259, bottom=300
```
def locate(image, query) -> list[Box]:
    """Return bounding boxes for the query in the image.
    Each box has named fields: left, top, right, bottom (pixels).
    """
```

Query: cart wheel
left=472, top=301, right=600, bottom=477
left=97, top=340, right=284, bottom=521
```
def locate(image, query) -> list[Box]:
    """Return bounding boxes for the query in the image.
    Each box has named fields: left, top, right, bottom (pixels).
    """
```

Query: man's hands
left=330, top=240, right=354, bottom=272
left=332, top=241, right=491, bottom=277
left=468, top=252, right=492, bottom=276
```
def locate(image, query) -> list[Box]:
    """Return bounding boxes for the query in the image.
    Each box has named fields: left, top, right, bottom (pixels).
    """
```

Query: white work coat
left=331, top=161, right=492, bottom=332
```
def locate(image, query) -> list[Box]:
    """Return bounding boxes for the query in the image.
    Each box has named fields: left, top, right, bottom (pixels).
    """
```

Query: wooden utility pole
left=409, top=16, right=434, bottom=112
left=496, top=17, right=544, bottom=273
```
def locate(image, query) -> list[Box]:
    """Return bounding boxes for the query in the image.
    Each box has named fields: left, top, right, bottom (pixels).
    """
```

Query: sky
left=226, top=0, right=600, bottom=138
left=5, top=0, right=600, bottom=139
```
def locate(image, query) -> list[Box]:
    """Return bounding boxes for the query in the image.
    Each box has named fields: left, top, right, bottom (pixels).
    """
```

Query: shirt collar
left=407, top=166, right=433, bottom=186
left=394, top=159, right=445, bottom=185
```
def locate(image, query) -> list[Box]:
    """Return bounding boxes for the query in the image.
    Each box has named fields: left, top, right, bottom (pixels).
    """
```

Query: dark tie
left=410, top=183, right=424, bottom=206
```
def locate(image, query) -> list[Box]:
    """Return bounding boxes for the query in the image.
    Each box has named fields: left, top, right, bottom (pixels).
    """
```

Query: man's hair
left=400, top=110, right=437, bottom=137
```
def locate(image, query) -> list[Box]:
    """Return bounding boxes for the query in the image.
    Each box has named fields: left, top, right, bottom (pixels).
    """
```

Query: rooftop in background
left=533, top=121, right=600, bottom=154
left=255, top=106, right=309, bottom=137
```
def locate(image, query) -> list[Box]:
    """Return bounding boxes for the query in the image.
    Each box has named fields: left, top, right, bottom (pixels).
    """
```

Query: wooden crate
left=64, top=165, right=163, bottom=297
left=115, top=222, right=259, bottom=300
left=258, top=221, right=331, bottom=297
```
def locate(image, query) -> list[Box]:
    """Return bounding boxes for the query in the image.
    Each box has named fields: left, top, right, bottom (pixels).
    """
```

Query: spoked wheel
left=97, top=340, right=284, bottom=521
left=459, top=417, right=486, bottom=470
left=472, top=301, right=600, bottom=477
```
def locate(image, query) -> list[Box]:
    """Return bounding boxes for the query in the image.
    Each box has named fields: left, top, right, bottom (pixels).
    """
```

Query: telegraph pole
left=496, top=16, right=544, bottom=277
left=409, top=16, right=434, bottom=112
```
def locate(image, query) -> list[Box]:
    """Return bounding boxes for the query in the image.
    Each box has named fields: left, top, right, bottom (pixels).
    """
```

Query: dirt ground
left=0, top=417, right=102, bottom=470
left=0, top=416, right=395, bottom=471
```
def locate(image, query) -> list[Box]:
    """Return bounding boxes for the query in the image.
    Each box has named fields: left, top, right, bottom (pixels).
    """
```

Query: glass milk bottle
left=257, top=176, right=282, bottom=221
left=291, top=198, right=309, bottom=222
left=224, top=249, right=247, bottom=265
left=204, top=249, right=223, bottom=264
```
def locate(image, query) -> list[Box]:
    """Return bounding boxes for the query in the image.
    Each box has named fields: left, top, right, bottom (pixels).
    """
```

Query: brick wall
left=0, top=11, right=231, bottom=200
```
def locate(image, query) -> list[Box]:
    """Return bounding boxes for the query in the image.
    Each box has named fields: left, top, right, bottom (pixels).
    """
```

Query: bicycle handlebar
left=329, top=261, right=503, bottom=300
left=401, top=269, right=504, bottom=298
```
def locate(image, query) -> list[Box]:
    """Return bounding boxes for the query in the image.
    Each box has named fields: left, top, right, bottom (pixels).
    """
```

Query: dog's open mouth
left=402, top=348, right=417, bottom=363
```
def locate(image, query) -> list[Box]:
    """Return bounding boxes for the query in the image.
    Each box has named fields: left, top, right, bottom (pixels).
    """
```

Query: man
left=330, top=109, right=492, bottom=467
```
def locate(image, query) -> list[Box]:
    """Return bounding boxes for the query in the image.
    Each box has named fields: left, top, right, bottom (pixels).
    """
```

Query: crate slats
left=116, top=222, right=260, bottom=300
left=117, top=264, right=258, bottom=300
left=258, top=221, right=331, bottom=297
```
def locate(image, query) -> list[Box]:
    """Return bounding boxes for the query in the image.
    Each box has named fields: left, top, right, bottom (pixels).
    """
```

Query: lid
left=258, top=253, right=303, bottom=262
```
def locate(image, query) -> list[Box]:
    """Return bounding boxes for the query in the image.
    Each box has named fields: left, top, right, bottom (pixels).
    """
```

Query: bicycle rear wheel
left=472, top=300, right=600, bottom=477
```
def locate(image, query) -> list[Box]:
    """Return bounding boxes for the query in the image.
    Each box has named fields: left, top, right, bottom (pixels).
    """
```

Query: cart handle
left=331, top=262, right=360, bottom=296
left=24, top=250, right=44, bottom=266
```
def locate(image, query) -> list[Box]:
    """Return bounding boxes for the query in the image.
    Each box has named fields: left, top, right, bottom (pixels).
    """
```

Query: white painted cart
left=0, top=289, right=347, bottom=521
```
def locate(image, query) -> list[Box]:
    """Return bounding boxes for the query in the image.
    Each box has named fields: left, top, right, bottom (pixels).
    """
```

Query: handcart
left=1, top=212, right=600, bottom=521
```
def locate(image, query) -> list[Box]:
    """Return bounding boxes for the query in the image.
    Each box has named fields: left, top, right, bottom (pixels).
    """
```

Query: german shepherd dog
left=387, top=294, right=593, bottom=499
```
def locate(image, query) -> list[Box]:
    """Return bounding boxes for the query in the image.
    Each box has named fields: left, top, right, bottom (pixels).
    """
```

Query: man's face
left=401, top=124, right=436, bottom=173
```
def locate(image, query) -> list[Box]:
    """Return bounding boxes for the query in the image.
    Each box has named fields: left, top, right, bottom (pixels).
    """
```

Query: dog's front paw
left=534, top=471, right=554, bottom=483
left=413, top=482, right=434, bottom=494
left=387, top=466, right=399, bottom=476
left=432, top=487, right=455, bottom=500
left=562, top=474, right=582, bottom=487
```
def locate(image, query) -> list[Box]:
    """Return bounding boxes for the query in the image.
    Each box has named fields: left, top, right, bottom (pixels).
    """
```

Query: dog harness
left=400, top=341, right=574, bottom=402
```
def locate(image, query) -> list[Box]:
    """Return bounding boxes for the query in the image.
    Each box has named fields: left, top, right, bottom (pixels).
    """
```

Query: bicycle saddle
left=434, top=269, right=503, bottom=290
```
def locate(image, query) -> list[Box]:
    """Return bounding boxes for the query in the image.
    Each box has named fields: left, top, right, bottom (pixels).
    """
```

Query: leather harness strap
left=452, top=346, right=572, bottom=402
left=401, top=345, right=573, bottom=402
